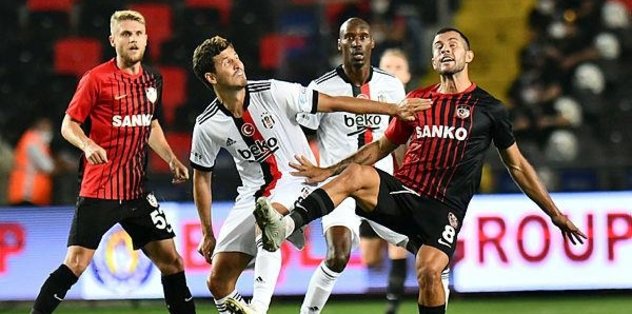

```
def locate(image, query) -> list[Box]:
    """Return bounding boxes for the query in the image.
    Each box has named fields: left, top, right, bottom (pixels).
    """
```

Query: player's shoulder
left=80, top=59, right=117, bottom=81
left=141, top=64, right=163, bottom=81
left=312, top=68, right=339, bottom=86
left=407, top=84, right=438, bottom=98
left=195, top=98, right=222, bottom=126
left=472, top=85, right=505, bottom=109
left=247, top=79, right=274, bottom=94
left=372, top=66, right=398, bottom=82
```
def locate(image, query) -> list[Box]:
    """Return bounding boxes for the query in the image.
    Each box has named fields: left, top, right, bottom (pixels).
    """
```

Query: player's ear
left=465, top=50, right=474, bottom=63
left=337, top=39, right=342, bottom=51
left=205, top=72, right=217, bottom=85
left=109, top=35, right=115, bottom=47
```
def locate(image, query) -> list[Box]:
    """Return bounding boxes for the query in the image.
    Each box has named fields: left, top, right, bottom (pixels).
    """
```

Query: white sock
left=282, top=215, right=296, bottom=237
left=251, top=236, right=282, bottom=312
left=442, top=268, right=450, bottom=306
left=214, top=289, right=244, bottom=314
left=300, top=261, right=341, bottom=314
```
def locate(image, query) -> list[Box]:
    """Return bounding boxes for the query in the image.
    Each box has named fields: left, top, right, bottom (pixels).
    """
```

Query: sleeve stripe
left=311, top=90, right=318, bottom=114
left=190, top=161, right=214, bottom=172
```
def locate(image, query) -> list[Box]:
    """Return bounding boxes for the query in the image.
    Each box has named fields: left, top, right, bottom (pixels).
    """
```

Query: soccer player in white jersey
left=189, top=36, right=430, bottom=314
left=296, top=18, right=443, bottom=314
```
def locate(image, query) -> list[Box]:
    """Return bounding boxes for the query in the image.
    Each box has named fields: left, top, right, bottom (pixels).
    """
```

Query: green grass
left=2, top=295, right=631, bottom=314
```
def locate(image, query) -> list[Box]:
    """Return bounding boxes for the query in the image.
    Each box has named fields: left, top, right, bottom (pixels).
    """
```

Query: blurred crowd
left=0, top=0, right=629, bottom=205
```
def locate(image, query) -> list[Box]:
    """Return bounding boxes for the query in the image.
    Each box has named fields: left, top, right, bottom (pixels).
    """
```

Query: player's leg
left=359, top=220, right=386, bottom=268
left=210, top=252, right=252, bottom=313
left=121, top=193, right=195, bottom=314
left=385, top=244, right=408, bottom=314
left=31, top=198, right=118, bottom=314
left=250, top=201, right=286, bottom=313
left=415, top=246, right=449, bottom=314
left=300, top=199, right=358, bottom=314
left=255, top=164, right=381, bottom=251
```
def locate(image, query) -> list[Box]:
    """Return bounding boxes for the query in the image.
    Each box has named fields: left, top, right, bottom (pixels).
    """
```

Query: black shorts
left=359, top=219, right=379, bottom=238
left=355, top=169, right=464, bottom=260
left=67, top=193, right=175, bottom=250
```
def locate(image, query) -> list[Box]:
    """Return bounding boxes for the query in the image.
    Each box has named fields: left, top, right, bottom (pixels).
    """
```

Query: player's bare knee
left=338, top=163, right=365, bottom=192
left=416, top=263, right=443, bottom=289
left=156, top=254, right=184, bottom=275
left=63, top=260, right=89, bottom=276
left=325, top=250, right=350, bottom=273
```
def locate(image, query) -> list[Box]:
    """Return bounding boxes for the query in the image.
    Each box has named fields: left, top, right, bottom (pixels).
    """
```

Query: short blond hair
left=110, top=10, right=145, bottom=34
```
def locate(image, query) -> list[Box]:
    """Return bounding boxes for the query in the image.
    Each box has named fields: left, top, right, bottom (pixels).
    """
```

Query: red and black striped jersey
left=384, top=83, right=515, bottom=214
left=66, top=59, right=163, bottom=200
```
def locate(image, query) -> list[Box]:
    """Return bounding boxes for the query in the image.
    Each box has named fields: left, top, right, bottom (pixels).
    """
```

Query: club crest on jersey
left=448, top=212, right=459, bottom=229
left=241, top=123, right=255, bottom=137
left=146, top=193, right=159, bottom=208
left=145, top=87, right=157, bottom=104
left=455, top=104, right=471, bottom=119
left=261, top=112, right=276, bottom=129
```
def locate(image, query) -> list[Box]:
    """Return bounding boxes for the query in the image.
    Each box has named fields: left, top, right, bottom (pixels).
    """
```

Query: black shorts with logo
left=67, top=193, right=175, bottom=250
left=355, top=169, right=464, bottom=259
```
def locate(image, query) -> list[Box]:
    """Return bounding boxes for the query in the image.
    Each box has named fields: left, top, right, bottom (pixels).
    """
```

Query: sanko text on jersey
left=112, top=114, right=153, bottom=127
left=415, top=125, right=468, bottom=141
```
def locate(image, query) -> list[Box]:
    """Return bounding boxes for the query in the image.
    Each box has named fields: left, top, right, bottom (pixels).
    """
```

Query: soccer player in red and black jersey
left=255, top=28, right=587, bottom=314
left=30, top=10, right=195, bottom=314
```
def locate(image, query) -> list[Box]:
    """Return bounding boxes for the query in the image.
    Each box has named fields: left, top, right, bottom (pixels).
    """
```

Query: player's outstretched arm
left=148, top=120, right=189, bottom=184
left=290, top=136, right=399, bottom=183
left=316, top=93, right=431, bottom=121
left=193, top=169, right=216, bottom=264
left=498, top=143, right=587, bottom=244
left=61, top=114, right=108, bottom=164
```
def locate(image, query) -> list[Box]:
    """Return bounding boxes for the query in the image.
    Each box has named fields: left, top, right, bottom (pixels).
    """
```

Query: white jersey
left=297, top=66, right=405, bottom=171
left=190, top=79, right=318, bottom=199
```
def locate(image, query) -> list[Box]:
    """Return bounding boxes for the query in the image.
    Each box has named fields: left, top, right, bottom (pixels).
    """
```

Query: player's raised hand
left=82, top=139, right=108, bottom=164
left=396, top=98, right=432, bottom=121
left=290, top=155, right=333, bottom=184
left=197, top=233, right=216, bottom=264
left=551, top=214, right=588, bottom=245
left=169, top=158, right=190, bottom=184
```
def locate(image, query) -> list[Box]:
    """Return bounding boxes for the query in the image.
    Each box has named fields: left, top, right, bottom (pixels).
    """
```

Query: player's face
left=210, top=46, right=247, bottom=89
left=431, top=31, right=473, bottom=76
left=338, top=24, right=374, bottom=69
left=110, top=20, right=147, bottom=65
left=379, top=54, right=411, bottom=84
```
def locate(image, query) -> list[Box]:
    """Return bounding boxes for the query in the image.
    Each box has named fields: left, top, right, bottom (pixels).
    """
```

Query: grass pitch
left=1, top=294, right=630, bottom=313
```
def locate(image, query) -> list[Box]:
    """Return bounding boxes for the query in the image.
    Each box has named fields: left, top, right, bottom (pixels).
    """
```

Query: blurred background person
left=7, top=117, right=67, bottom=206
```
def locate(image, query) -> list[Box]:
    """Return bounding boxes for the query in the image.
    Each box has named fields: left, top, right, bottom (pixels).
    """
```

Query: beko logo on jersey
left=415, top=125, right=468, bottom=141
left=344, top=114, right=382, bottom=135
left=112, top=114, right=153, bottom=127
left=238, top=137, right=279, bottom=161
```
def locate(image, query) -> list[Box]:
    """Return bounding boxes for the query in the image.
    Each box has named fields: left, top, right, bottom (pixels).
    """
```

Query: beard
left=437, top=62, right=466, bottom=76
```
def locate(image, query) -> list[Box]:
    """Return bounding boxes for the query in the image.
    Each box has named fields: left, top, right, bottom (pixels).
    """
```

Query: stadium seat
left=27, top=0, right=74, bottom=13
left=53, top=37, right=103, bottom=77
left=149, top=132, right=192, bottom=173
left=259, top=34, right=307, bottom=70
left=157, top=66, right=187, bottom=126
left=185, top=0, right=231, bottom=25
left=129, top=3, right=172, bottom=61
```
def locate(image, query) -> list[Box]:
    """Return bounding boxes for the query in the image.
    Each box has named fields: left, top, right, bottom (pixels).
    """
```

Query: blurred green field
left=2, top=295, right=631, bottom=314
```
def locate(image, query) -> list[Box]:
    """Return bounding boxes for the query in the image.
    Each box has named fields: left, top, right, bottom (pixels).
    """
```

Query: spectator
left=7, top=117, right=57, bottom=206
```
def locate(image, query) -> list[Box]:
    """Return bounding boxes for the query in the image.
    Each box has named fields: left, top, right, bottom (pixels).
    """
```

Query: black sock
left=386, top=258, right=407, bottom=312
left=418, top=304, right=445, bottom=314
left=289, top=188, right=335, bottom=227
left=31, top=264, right=78, bottom=314
left=162, top=271, right=196, bottom=314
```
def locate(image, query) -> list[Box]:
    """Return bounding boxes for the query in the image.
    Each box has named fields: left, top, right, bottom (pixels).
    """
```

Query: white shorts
left=212, top=177, right=315, bottom=259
